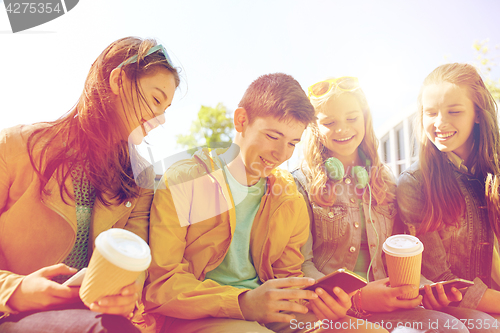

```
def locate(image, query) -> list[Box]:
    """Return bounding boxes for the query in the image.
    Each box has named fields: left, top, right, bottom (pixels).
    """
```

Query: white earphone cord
left=365, top=183, right=379, bottom=283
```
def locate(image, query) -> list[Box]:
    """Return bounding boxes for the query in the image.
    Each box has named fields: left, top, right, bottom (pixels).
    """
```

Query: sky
left=1, top=0, right=499, bottom=173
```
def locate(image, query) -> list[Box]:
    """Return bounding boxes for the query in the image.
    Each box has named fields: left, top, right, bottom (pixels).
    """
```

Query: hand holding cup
left=382, top=235, right=424, bottom=300
left=79, top=229, right=151, bottom=308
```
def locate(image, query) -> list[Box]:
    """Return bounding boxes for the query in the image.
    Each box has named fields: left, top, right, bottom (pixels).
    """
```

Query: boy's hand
left=308, top=287, right=351, bottom=321
left=422, top=283, right=462, bottom=310
left=238, top=277, right=318, bottom=324
left=7, top=263, right=81, bottom=312
left=88, top=280, right=141, bottom=318
left=360, top=278, right=422, bottom=312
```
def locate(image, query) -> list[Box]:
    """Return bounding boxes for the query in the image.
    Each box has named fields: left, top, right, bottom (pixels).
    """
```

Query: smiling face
left=232, top=110, right=306, bottom=185
left=317, top=93, right=365, bottom=166
left=112, top=67, right=177, bottom=145
left=422, top=81, right=477, bottom=161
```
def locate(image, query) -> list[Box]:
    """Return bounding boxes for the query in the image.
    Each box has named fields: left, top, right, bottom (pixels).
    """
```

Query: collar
left=446, top=151, right=473, bottom=174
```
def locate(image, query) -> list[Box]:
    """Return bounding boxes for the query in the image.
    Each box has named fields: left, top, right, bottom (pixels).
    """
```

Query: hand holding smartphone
left=62, top=267, right=87, bottom=287
left=419, top=278, right=473, bottom=297
left=302, top=268, right=367, bottom=297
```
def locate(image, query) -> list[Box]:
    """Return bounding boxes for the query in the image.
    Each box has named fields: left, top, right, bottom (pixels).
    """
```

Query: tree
left=176, top=103, right=234, bottom=152
left=473, top=39, right=500, bottom=101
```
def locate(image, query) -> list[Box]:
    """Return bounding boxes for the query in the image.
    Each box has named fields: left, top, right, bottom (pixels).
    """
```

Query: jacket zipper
left=196, top=156, right=234, bottom=273
left=41, top=200, right=76, bottom=263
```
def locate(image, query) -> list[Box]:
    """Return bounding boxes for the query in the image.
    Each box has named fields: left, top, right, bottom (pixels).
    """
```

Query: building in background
left=375, top=105, right=419, bottom=176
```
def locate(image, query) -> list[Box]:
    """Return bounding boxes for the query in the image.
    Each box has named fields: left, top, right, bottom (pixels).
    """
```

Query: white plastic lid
left=382, top=234, right=424, bottom=257
left=95, top=229, right=151, bottom=272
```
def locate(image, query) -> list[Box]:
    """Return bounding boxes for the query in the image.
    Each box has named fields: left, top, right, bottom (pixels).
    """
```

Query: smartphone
left=418, top=278, right=474, bottom=297
left=303, top=268, right=367, bottom=297
left=62, top=267, right=87, bottom=287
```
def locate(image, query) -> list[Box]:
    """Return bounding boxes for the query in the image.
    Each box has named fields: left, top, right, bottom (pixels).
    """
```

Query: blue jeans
left=0, top=304, right=139, bottom=333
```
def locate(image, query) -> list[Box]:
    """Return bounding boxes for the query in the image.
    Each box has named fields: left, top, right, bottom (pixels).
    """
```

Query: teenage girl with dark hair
left=0, top=36, right=180, bottom=332
left=398, top=63, right=500, bottom=330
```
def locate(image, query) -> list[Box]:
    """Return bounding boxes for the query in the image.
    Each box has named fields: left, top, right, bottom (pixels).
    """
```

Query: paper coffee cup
left=383, top=234, right=424, bottom=299
left=79, top=228, right=151, bottom=306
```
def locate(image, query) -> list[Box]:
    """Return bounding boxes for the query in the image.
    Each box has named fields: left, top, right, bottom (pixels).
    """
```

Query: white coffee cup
left=79, top=229, right=151, bottom=306
left=383, top=234, right=424, bottom=299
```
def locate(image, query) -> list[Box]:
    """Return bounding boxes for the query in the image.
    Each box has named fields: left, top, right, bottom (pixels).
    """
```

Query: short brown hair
left=238, top=73, right=316, bottom=125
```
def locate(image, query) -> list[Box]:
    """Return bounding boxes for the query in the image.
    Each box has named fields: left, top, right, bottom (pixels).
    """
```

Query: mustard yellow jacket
left=143, top=147, right=310, bottom=324
left=0, top=124, right=153, bottom=314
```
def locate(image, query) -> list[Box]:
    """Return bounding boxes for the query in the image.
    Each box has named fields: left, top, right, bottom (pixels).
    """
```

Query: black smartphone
left=419, top=278, right=474, bottom=297
left=303, top=268, right=367, bottom=297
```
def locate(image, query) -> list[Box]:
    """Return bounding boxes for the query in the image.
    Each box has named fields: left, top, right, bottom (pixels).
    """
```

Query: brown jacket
left=0, top=124, right=153, bottom=314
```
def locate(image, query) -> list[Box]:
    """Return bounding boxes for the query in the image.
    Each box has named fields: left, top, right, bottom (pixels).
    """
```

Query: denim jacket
left=292, top=166, right=399, bottom=281
left=397, top=161, right=491, bottom=309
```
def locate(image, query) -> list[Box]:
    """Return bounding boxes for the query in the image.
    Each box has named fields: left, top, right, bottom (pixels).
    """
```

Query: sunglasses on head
left=117, top=44, right=174, bottom=69
left=308, top=76, right=359, bottom=98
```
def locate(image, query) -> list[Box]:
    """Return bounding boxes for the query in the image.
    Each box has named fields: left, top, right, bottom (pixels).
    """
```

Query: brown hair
left=303, top=79, right=395, bottom=207
left=28, top=37, right=180, bottom=205
left=238, top=73, right=316, bottom=126
left=416, top=63, right=500, bottom=238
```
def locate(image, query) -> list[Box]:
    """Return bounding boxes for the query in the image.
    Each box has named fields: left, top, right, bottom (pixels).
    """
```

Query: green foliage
left=473, top=39, right=500, bottom=101
left=176, top=103, right=234, bottom=153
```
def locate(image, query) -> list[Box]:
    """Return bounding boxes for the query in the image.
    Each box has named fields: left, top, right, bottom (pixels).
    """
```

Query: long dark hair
left=417, top=63, right=500, bottom=238
left=27, top=37, right=180, bottom=205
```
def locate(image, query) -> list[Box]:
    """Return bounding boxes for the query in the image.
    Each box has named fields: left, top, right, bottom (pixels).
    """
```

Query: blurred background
left=1, top=0, right=498, bottom=176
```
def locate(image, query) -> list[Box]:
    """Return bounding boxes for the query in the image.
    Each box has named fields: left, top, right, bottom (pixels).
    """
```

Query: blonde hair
left=416, top=63, right=500, bottom=238
left=302, top=79, right=395, bottom=207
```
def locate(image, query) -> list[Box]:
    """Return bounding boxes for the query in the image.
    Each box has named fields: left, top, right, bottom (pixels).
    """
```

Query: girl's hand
left=7, top=264, right=81, bottom=312
left=421, top=283, right=462, bottom=310
left=88, top=280, right=141, bottom=318
left=360, top=278, right=422, bottom=313
left=308, top=287, right=351, bottom=321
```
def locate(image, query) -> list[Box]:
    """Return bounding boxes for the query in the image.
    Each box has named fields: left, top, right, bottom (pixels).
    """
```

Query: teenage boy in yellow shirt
left=142, top=73, right=387, bottom=333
